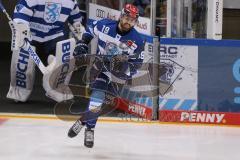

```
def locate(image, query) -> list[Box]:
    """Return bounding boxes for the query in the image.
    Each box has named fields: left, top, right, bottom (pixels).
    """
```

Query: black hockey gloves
left=73, top=40, right=88, bottom=57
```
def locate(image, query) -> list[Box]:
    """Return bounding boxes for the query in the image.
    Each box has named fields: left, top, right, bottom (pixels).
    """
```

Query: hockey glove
left=111, top=54, right=128, bottom=72
left=69, top=21, right=85, bottom=40
left=73, top=40, right=88, bottom=57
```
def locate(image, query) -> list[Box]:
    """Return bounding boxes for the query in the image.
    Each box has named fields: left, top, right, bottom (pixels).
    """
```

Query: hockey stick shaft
left=24, top=39, right=47, bottom=74
left=0, top=1, right=11, bottom=21
left=0, top=1, right=47, bottom=74
left=68, top=23, right=80, bottom=41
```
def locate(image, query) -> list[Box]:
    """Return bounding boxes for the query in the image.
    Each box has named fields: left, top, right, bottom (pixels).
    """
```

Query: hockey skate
left=68, top=119, right=84, bottom=138
left=84, top=128, right=94, bottom=148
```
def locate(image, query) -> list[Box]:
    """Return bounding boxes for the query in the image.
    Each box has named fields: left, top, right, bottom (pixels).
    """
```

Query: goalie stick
left=68, top=23, right=81, bottom=41
left=0, top=0, right=48, bottom=74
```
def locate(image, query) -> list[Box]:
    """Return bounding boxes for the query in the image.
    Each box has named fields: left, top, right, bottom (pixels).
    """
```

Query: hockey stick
left=0, top=1, right=47, bottom=74
left=68, top=23, right=81, bottom=41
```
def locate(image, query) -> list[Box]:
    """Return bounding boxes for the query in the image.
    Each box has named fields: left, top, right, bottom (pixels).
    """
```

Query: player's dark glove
left=111, top=54, right=137, bottom=80
left=111, top=54, right=128, bottom=72
left=73, top=40, right=88, bottom=57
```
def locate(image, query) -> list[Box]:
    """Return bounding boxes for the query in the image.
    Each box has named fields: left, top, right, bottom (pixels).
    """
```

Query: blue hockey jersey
left=83, top=19, right=145, bottom=81
left=13, top=0, right=82, bottom=42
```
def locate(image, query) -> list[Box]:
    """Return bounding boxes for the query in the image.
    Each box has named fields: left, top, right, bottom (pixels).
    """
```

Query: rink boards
left=160, top=38, right=240, bottom=113
left=86, top=3, right=240, bottom=125
left=116, top=38, right=240, bottom=126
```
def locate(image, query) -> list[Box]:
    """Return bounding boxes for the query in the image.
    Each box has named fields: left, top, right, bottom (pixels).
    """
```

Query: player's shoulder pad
left=93, top=18, right=117, bottom=32
left=131, top=28, right=145, bottom=46
left=96, top=18, right=117, bottom=27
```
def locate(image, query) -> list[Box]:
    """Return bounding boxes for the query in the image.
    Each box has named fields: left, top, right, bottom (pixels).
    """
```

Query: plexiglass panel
left=170, top=0, right=207, bottom=38
left=156, top=0, right=167, bottom=37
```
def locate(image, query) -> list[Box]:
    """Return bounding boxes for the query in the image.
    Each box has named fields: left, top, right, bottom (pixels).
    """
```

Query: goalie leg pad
left=7, top=48, right=35, bottom=102
left=9, top=21, right=31, bottom=51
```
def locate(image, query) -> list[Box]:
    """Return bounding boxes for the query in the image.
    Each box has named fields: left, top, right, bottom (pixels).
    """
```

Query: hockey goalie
left=6, top=0, right=84, bottom=102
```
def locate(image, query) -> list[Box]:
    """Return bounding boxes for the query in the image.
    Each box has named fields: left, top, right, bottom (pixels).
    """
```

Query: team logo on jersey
left=105, top=42, right=119, bottom=55
left=104, top=40, right=138, bottom=56
left=44, top=2, right=61, bottom=23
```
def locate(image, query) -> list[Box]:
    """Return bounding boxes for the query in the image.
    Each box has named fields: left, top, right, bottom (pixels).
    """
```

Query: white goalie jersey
left=13, top=0, right=82, bottom=42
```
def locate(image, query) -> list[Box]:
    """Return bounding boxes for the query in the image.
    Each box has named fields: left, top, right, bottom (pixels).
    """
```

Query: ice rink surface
left=0, top=116, right=240, bottom=160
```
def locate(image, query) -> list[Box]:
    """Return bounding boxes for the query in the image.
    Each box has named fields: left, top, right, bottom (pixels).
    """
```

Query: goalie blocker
left=43, top=38, right=76, bottom=102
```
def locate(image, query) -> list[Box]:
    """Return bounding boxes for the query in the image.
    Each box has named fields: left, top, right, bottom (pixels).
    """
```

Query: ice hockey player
left=67, top=4, right=145, bottom=148
left=7, top=0, right=84, bottom=102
